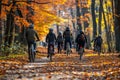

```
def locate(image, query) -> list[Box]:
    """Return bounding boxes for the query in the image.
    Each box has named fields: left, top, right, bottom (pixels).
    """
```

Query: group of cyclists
left=26, top=24, right=103, bottom=62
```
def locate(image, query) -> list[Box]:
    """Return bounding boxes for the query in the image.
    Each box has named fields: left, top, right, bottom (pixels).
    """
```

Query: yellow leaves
left=31, top=4, right=67, bottom=39
left=87, top=0, right=91, bottom=6
left=1, top=0, right=68, bottom=40
left=52, top=0, right=67, bottom=5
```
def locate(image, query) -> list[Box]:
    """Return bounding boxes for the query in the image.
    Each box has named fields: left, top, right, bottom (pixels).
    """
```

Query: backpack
left=77, top=34, right=85, bottom=43
left=96, top=37, right=102, bottom=45
left=47, top=33, right=56, bottom=42
left=57, top=35, right=63, bottom=42
left=64, top=30, right=70, bottom=38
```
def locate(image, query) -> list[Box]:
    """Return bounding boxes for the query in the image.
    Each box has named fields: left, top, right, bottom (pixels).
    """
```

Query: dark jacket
left=46, top=32, right=56, bottom=44
left=26, top=29, right=39, bottom=42
left=94, top=36, right=103, bottom=46
left=63, top=29, right=72, bottom=41
left=57, top=34, right=63, bottom=43
left=75, top=33, right=87, bottom=47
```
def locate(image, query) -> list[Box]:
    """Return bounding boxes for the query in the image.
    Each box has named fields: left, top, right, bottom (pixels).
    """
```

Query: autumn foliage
left=0, top=0, right=67, bottom=40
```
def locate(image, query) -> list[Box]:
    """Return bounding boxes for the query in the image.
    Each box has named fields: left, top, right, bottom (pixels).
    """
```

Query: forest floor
left=0, top=47, right=120, bottom=80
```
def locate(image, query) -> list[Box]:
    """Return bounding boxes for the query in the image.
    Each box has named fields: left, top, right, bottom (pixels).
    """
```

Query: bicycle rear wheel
left=78, top=47, right=84, bottom=60
left=29, top=45, right=35, bottom=62
left=49, top=53, right=52, bottom=61
left=66, top=42, right=70, bottom=56
left=49, top=45, right=54, bottom=61
left=97, top=46, right=101, bottom=56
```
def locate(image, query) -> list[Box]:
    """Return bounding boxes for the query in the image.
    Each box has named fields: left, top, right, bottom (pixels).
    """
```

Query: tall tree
left=98, top=0, right=103, bottom=34
left=91, top=0, right=97, bottom=38
left=76, top=0, right=82, bottom=30
left=4, top=0, right=16, bottom=45
left=102, top=0, right=112, bottom=52
left=114, top=0, right=120, bottom=52
left=0, top=1, right=1, bottom=43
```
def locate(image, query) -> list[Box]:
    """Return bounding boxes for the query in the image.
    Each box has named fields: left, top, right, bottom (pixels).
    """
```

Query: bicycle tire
left=49, top=45, right=54, bottom=61
left=29, top=44, right=35, bottom=62
left=78, top=47, right=84, bottom=60
left=66, top=42, right=70, bottom=56
left=49, top=53, right=52, bottom=61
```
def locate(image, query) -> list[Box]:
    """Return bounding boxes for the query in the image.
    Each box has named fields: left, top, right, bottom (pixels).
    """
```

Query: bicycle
left=66, top=42, right=71, bottom=56
left=29, top=43, right=36, bottom=62
left=58, top=43, right=63, bottom=53
left=48, top=43, right=54, bottom=61
left=95, top=45, right=101, bottom=56
left=78, top=45, right=84, bottom=60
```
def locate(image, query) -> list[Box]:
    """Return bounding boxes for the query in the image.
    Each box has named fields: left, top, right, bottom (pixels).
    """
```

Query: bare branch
left=30, top=1, right=51, bottom=4
left=1, top=0, right=51, bottom=6
left=15, top=0, right=51, bottom=4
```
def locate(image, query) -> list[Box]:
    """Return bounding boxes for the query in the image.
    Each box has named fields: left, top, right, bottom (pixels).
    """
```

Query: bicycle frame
left=58, top=43, right=63, bottom=53
left=96, top=46, right=101, bottom=56
left=29, top=44, right=35, bottom=62
left=49, top=44, right=54, bottom=61
left=78, top=45, right=84, bottom=60
left=66, top=42, right=70, bottom=56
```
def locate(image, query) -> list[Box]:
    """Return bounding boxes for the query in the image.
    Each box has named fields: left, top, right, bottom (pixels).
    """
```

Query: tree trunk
left=102, top=1, right=111, bottom=52
left=76, top=0, right=82, bottom=30
left=98, top=0, right=103, bottom=35
left=114, top=0, right=120, bottom=52
left=91, top=0, right=97, bottom=39
left=0, top=0, right=2, bottom=44
left=5, top=1, right=16, bottom=45
left=70, top=8, right=75, bottom=29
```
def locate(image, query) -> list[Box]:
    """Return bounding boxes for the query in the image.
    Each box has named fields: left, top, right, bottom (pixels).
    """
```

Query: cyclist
left=26, top=24, right=40, bottom=62
left=56, top=32, right=63, bottom=53
left=46, top=28, right=56, bottom=58
left=63, top=27, right=72, bottom=53
left=75, top=30, right=87, bottom=60
left=94, top=35, right=103, bottom=55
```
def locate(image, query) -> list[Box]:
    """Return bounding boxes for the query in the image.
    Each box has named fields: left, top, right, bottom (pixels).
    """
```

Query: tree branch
left=1, top=0, right=51, bottom=6
left=29, top=1, right=51, bottom=4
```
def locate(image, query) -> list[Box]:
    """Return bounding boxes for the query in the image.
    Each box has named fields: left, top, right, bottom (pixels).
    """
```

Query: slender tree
left=91, top=0, right=97, bottom=39
left=76, top=0, right=82, bottom=30
left=102, top=0, right=111, bottom=52
left=98, top=0, right=103, bottom=35
left=0, top=0, right=2, bottom=44
left=114, top=0, right=120, bottom=52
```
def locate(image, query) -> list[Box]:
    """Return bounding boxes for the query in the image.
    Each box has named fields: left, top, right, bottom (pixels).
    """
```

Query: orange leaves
left=53, top=0, right=67, bottom=5
left=0, top=11, right=6, bottom=19
left=0, top=0, right=67, bottom=40
left=14, top=16, right=29, bottom=28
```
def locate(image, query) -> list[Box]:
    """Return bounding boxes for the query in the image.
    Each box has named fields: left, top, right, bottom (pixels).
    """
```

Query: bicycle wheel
left=49, top=45, right=54, bottom=61
left=78, top=47, right=84, bottom=60
left=59, top=45, right=62, bottom=53
left=97, top=46, right=101, bottom=56
left=49, top=53, right=52, bottom=61
left=66, top=42, right=70, bottom=56
left=29, top=44, right=35, bottom=62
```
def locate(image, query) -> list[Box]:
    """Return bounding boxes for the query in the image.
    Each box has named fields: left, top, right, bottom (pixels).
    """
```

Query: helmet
left=79, top=30, right=84, bottom=34
left=49, top=28, right=53, bottom=32
left=29, top=23, right=34, bottom=29
left=66, top=27, right=70, bottom=30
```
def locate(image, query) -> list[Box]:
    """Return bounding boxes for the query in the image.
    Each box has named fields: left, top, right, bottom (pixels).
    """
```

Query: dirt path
left=1, top=50, right=120, bottom=80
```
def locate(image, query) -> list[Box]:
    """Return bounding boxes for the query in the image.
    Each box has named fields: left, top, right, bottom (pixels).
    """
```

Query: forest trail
left=0, top=49, right=120, bottom=80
